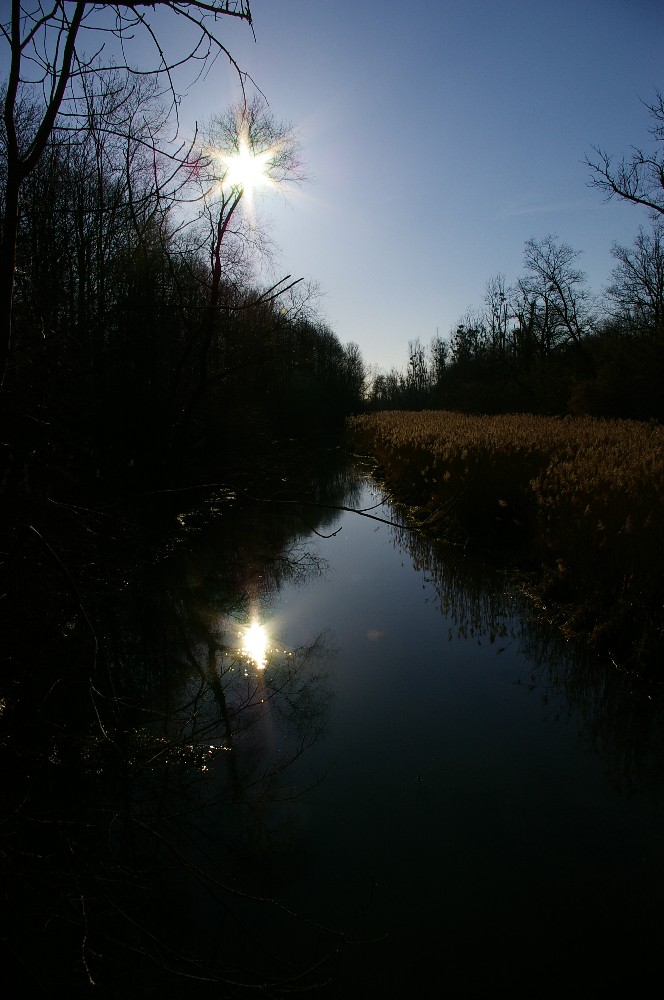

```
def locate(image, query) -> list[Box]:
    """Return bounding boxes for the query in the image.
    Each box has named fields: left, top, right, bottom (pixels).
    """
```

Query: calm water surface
left=9, top=456, right=664, bottom=996
left=123, top=456, right=664, bottom=994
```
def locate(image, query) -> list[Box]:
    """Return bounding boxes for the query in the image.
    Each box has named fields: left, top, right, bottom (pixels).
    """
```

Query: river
left=4, top=450, right=664, bottom=996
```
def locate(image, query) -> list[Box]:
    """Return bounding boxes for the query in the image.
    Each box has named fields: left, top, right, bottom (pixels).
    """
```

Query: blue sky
left=207, top=0, right=663, bottom=371
left=7, top=0, right=664, bottom=371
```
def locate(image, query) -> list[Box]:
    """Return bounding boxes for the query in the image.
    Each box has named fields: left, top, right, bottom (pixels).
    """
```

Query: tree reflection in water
left=1, top=460, right=363, bottom=998
left=391, top=507, right=664, bottom=800
left=9, top=453, right=664, bottom=995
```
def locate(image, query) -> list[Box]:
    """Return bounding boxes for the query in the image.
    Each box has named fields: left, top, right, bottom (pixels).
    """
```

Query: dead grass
left=348, top=410, right=664, bottom=673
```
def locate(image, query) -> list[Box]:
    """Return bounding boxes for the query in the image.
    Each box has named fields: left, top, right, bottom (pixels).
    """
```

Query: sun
left=217, top=137, right=273, bottom=199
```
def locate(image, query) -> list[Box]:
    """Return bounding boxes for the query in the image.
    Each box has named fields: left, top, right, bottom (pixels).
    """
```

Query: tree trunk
left=0, top=165, right=21, bottom=391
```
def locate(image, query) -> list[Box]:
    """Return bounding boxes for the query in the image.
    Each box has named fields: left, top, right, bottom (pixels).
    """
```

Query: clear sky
left=206, top=0, right=664, bottom=372
left=8, top=0, right=664, bottom=372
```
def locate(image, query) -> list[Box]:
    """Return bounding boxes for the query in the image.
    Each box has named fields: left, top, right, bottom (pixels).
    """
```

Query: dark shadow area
left=0, top=449, right=373, bottom=997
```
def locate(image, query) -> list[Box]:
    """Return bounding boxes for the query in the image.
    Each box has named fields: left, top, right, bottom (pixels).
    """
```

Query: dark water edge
left=2, top=443, right=664, bottom=996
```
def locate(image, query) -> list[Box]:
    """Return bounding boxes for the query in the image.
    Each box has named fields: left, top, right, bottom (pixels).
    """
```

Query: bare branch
left=586, top=93, right=664, bottom=218
left=0, top=0, right=256, bottom=390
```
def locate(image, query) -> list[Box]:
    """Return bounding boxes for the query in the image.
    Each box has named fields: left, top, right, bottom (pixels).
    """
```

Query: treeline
left=368, top=92, right=664, bottom=423
left=368, top=228, right=664, bottom=420
left=0, top=78, right=366, bottom=506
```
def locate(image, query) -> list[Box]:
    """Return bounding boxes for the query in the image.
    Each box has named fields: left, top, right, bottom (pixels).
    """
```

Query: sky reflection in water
left=210, top=467, right=664, bottom=993
left=21, top=459, right=658, bottom=996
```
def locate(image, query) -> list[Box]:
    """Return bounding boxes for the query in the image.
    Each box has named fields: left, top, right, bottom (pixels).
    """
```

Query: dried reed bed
left=348, top=410, right=664, bottom=669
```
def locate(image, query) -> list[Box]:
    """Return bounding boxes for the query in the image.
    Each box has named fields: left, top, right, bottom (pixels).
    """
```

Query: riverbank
left=347, top=410, right=664, bottom=677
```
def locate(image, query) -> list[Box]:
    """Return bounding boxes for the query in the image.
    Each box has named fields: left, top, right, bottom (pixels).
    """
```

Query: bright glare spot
left=218, top=138, right=273, bottom=198
left=242, top=622, right=269, bottom=669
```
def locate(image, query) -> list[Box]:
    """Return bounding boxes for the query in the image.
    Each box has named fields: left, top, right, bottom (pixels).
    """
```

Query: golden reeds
left=348, top=410, right=664, bottom=667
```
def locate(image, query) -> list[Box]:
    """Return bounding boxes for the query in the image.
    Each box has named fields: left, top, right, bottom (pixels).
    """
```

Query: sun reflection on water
left=241, top=622, right=269, bottom=669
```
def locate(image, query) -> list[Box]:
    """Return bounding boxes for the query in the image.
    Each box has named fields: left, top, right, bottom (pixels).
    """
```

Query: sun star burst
left=218, top=137, right=273, bottom=198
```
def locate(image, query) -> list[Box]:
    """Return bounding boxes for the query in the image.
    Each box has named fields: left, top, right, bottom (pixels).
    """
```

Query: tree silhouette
left=586, top=90, right=664, bottom=220
left=1, top=1, right=253, bottom=390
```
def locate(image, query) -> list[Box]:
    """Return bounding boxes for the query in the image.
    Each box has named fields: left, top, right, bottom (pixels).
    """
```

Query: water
left=223, top=466, right=664, bottom=992
left=4, top=454, right=664, bottom=995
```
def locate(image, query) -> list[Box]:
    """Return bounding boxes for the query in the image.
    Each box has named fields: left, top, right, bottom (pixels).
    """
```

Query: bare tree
left=449, top=309, right=490, bottom=368
left=606, top=222, right=664, bottom=339
left=197, top=96, right=303, bottom=319
left=405, top=336, right=429, bottom=404
left=483, top=273, right=511, bottom=357
left=586, top=90, right=664, bottom=219
left=0, top=1, right=253, bottom=390
left=517, top=235, right=594, bottom=361
left=173, top=96, right=304, bottom=426
left=429, top=332, right=448, bottom=385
